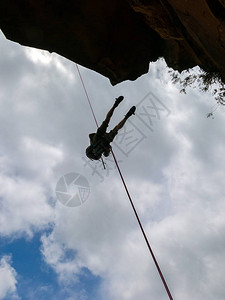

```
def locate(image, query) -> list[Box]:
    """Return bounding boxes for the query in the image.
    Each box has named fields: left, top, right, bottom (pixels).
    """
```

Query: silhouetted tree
left=169, top=68, right=225, bottom=106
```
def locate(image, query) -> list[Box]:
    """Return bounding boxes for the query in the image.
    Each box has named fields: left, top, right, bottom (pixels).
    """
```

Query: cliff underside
left=0, top=0, right=225, bottom=85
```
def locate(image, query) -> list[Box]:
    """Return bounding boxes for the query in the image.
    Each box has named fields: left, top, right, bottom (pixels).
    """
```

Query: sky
left=0, top=29, right=225, bottom=300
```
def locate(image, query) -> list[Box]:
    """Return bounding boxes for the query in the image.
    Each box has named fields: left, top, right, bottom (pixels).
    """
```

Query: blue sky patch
left=0, top=232, right=102, bottom=300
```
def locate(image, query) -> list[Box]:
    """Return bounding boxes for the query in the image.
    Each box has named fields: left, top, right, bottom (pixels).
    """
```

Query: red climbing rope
left=76, top=64, right=99, bottom=127
left=76, top=63, right=174, bottom=300
left=111, top=150, right=173, bottom=300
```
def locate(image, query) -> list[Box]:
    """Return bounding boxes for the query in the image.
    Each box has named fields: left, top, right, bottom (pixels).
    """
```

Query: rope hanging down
left=76, top=64, right=174, bottom=300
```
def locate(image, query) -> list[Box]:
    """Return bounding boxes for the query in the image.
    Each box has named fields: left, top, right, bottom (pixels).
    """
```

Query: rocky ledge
left=0, top=0, right=224, bottom=84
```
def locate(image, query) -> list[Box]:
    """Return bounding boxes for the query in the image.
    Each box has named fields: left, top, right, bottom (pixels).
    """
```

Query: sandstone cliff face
left=0, top=0, right=224, bottom=84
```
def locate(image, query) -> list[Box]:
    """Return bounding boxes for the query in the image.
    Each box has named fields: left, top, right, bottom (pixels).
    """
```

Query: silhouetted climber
left=86, top=96, right=136, bottom=160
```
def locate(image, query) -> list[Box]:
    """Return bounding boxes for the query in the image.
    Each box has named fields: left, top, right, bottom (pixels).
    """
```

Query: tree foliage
left=169, top=69, right=225, bottom=106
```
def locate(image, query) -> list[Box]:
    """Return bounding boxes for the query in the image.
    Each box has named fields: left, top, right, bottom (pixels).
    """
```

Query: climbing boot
left=114, top=96, right=124, bottom=107
left=125, top=106, right=136, bottom=119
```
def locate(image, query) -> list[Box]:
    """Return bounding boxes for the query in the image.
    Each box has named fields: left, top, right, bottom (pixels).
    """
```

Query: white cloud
left=19, top=136, right=64, bottom=182
left=0, top=136, right=63, bottom=237
left=0, top=171, right=55, bottom=237
left=41, top=233, right=80, bottom=280
left=0, top=256, right=19, bottom=300
left=41, top=62, right=225, bottom=299
left=1, top=29, right=225, bottom=300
